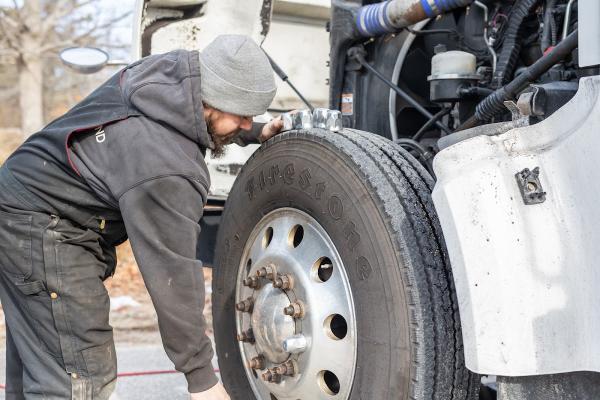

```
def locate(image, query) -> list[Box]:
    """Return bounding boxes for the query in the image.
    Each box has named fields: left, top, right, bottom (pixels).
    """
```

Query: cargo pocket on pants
left=23, top=288, right=64, bottom=358
left=81, top=340, right=117, bottom=400
left=0, top=209, right=33, bottom=279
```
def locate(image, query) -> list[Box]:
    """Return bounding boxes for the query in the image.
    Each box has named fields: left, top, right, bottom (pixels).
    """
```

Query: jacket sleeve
left=118, top=175, right=218, bottom=393
left=233, top=121, right=265, bottom=146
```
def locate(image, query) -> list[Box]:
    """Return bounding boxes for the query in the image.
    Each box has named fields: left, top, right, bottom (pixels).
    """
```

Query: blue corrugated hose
left=356, top=0, right=473, bottom=37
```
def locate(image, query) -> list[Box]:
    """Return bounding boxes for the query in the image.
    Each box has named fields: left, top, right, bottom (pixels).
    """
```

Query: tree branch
left=10, top=0, right=22, bottom=20
left=38, top=11, right=131, bottom=54
left=40, top=0, right=75, bottom=37
left=71, top=0, right=97, bottom=12
left=93, top=42, right=130, bottom=50
left=0, top=11, right=20, bottom=30
left=0, top=15, right=21, bottom=52
left=41, top=0, right=97, bottom=37
left=58, top=14, right=94, bottom=28
left=0, top=48, right=19, bottom=58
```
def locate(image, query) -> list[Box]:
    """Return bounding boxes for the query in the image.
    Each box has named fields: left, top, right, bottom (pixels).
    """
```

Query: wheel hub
left=235, top=208, right=357, bottom=399
left=251, top=285, right=295, bottom=364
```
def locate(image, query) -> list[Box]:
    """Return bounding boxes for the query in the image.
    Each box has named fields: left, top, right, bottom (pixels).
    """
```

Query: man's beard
left=207, top=120, right=238, bottom=159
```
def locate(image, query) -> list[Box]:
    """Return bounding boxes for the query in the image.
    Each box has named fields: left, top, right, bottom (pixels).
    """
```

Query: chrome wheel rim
left=235, top=208, right=357, bottom=399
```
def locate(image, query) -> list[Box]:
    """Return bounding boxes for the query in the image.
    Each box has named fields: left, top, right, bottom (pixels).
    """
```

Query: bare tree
left=0, top=0, right=130, bottom=137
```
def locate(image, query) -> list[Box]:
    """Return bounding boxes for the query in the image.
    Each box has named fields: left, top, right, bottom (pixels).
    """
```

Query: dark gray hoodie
left=4, top=49, right=261, bottom=392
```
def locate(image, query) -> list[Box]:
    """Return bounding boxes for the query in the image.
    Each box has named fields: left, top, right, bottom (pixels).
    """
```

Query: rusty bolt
left=236, top=328, right=255, bottom=343
left=262, top=369, right=282, bottom=383
left=261, top=370, right=272, bottom=382
left=247, top=355, right=266, bottom=370
left=273, top=360, right=297, bottom=377
left=283, top=302, right=304, bottom=318
left=243, top=276, right=261, bottom=289
left=256, top=264, right=277, bottom=281
left=235, top=297, right=254, bottom=313
left=273, top=274, right=293, bottom=290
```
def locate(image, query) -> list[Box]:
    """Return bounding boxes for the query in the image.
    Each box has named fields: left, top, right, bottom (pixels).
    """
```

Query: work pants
left=0, top=168, right=116, bottom=399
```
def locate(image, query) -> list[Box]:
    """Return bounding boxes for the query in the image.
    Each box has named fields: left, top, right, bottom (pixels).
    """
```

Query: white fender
left=433, top=76, right=600, bottom=376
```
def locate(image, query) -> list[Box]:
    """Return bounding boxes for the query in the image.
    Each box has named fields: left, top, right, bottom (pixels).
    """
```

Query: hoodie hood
left=121, top=50, right=214, bottom=150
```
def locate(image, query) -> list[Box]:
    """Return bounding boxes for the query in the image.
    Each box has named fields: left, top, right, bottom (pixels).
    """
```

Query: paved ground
left=0, top=344, right=220, bottom=399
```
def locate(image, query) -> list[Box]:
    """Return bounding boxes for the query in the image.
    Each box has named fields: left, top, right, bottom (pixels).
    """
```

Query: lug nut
left=273, top=360, right=297, bottom=377
left=242, top=276, right=261, bottom=289
left=283, top=301, right=304, bottom=318
left=247, top=355, right=266, bottom=370
left=256, top=264, right=277, bottom=281
left=262, top=369, right=282, bottom=383
left=235, top=297, right=254, bottom=313
left=273, top=274, right=293, bottom=290
left=237, top=328, right=255, bottom=343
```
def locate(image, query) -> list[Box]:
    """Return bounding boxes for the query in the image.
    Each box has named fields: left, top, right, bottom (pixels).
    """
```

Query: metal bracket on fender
left=281, top=108, right=342, bottom=133
left=515, top=167, right=547, bottom=205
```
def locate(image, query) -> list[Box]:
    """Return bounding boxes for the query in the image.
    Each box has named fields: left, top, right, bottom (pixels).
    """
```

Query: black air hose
left=457, top=30, right=578, bottom=129
left=493, top=0, right=541, bottom=88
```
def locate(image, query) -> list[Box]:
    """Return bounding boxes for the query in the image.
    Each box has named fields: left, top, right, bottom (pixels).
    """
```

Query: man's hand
left=190, top=382, right=231, bottom=400
left=258, top=116, right=284, bottom=143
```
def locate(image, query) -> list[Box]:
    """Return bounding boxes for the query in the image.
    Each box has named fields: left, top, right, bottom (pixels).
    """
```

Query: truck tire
left=212, top=128, right=479, bottom=400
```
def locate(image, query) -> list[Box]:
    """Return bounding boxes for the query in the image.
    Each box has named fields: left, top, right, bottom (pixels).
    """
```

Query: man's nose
left=240, top=117, right=253, bottom=131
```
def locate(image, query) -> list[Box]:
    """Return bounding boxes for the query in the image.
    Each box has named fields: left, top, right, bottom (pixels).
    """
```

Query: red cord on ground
left=0, top=369, right=220, bottom=389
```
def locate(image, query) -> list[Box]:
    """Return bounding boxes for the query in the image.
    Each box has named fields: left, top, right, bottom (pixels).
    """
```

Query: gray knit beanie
left=199, top=35, right=277, bottom=116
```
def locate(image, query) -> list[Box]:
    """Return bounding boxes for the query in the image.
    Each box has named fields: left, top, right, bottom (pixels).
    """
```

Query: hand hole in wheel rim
left=318, top=370, right=341, bottom=395
left=312, top=257, right=333, bottom=282
left=263, top=227, right=273, bottom=248
left=270, top=394, right=278, bottom=400
left=288, top=224, right=304, bottom=248
left=246, top=258, right=252, bottom=274
left=324, top=314, right=348, bottom=340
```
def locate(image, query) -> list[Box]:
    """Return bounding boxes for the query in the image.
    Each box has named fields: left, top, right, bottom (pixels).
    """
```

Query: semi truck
left=131, top=1, right=600, bottom=398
